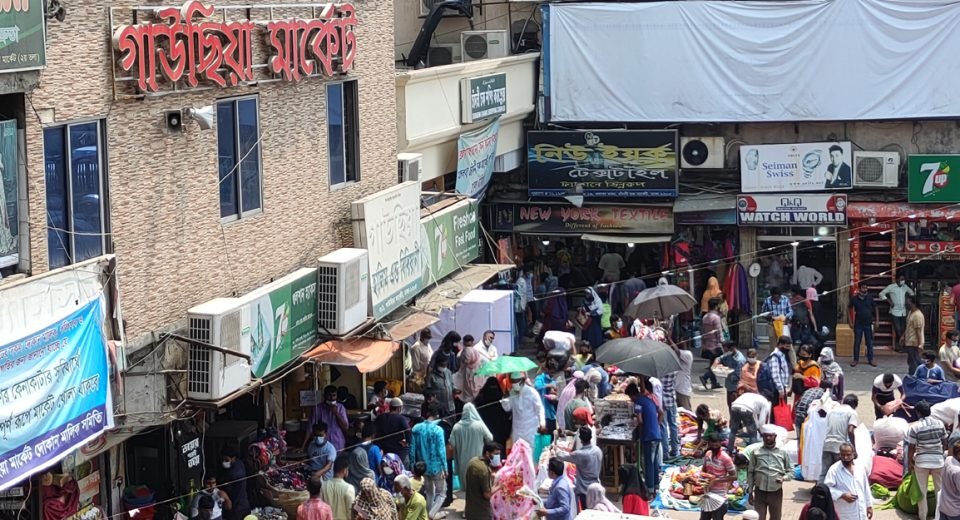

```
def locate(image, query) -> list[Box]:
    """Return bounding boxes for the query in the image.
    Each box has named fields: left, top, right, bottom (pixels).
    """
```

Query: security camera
left=184, top=106, right=215, bottom=130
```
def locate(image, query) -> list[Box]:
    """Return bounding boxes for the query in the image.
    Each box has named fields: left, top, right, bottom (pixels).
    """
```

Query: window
left=0, top=119, right=19, bottom=269
left=44, top=121, right=110, bottom=269
left=217, top=97, right=262, bottom=219
left=327, top=81, right=360, bottom=188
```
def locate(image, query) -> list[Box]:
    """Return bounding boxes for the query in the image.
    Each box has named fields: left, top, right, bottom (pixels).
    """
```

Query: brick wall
left=24, top=0, right=398, bottom=349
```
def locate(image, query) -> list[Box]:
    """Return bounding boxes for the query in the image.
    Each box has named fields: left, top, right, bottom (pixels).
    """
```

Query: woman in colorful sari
left=491, top=439, right=538, bottom=520
left=793, top=344, right=822, bottom=407
left=450, top=403, right=493, bottom=492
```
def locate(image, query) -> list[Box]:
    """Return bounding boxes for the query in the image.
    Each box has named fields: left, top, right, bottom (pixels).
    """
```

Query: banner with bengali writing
left=0, top=298, right=113, bottom=492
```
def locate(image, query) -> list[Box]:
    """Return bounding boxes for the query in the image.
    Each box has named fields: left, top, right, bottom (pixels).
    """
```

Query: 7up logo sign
left=920, top=161, right=951, bottom=195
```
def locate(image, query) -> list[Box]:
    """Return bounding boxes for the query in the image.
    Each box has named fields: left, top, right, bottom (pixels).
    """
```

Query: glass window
left=328, top=81, right=360, bottom=188
left=44, top=121, right=108, bottom=269
left=0, top=120, right=18, bottom=265
left=216, top=97, right=262, bottom=219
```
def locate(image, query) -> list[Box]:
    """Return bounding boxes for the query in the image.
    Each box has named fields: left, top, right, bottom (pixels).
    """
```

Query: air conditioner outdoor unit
left=461, top=30, right=510, bottom=62
left=853, top=151, right=900, bottom=188
left=187, top=298, right=252, bottom=400
left=398, top=153, right=423, bottom=183
left=680, top=137, right=725, bottom=169
left=317, top=248, right=369, bottom=335
left=427, top=43, right=461, bottom=66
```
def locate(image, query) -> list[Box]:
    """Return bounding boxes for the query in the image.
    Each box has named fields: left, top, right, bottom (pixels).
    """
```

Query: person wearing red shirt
left=298, top=476, right=334, bottom=520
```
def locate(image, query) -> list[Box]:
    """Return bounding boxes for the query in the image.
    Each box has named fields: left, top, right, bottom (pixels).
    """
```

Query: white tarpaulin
left=546, top=1, right=960, bottom=122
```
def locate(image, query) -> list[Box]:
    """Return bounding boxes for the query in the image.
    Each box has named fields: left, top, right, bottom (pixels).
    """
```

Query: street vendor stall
left=593, top=394, right=636, bottom=491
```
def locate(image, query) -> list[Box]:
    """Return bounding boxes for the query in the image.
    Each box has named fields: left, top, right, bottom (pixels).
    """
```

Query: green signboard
left=908, top=155, right=960, bottom=203
left=461, top=73, right=506, bottom=123
left=248, top=268, right=318, bottom=378
left=0, top=0, right=46, bottom=72
left=421, top=200, right=480, bottom=285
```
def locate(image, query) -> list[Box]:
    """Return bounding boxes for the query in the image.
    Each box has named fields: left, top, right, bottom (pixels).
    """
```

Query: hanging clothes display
left=800, top=411, right=827, bottom=481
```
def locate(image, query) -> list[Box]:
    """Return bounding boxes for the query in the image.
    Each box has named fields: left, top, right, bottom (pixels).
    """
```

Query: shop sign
left=493, top=204, right=674, bottom=234
left=176, top=432, right=203, bottom=492
left=0, top=298, right=114, bottom=493
left=527, top=130, right=679, bottom=198
left=0, top=0, right=44, bottom=72
left=737, top=194, right=847, bottom=226
left=0, top=120, right=17, bottom=266
left=455, top=118, right=500, bottom=198
left=112, top=0, right=356, bottom=95
left=246, top=268, right=318, bottom=378
left=421, top=200, right=480, bottom=285
left=740, top=142, right=853, bottom=193
left=352, top=182, right=423, bottom=319
left=461, top=73, right=507, bottom=124
left=908, top=155, right=960, bottom=203
left=77, top=470, right=100, bottom=503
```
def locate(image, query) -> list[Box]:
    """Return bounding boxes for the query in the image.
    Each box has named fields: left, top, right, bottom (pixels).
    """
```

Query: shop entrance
left=897, top=260, right=959, bottom=347
left=756, top=227, right=838, bottom=345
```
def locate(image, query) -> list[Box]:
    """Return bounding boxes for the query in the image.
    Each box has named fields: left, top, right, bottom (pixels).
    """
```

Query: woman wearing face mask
left=792, top=344, right=822, bottom=407
left=603, top=315, right=628, bottom=341
left=377, top=453, right=408, bottom=491
left=450, top=403, right=494, bottom=494
left=739, top=348, right=760, bottom=394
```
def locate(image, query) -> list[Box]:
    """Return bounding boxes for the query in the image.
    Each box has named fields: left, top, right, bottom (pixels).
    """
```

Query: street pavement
left=440, top=352, right=919, bottom=519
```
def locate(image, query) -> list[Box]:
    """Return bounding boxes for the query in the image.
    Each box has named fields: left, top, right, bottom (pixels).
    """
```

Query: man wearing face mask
left=824, top=443, right=872, bottom=520
left=848, top=282, right=878, bottom=367
left=305, top=386, right=350, bottom=452
left=478, top=330, right=499, bottom=362
left=501, top=372, right=546, bottom=462
left=700, top=433, right=737, bottom=520
left=880, top=273, right=914, bottom=353
left=307, top=422, right=338, bottom=480
left=220, top=446, right=249, bottom=520
left=190, top=476, right=231, bottom=520
left=464, top=442, right=503, bottom=520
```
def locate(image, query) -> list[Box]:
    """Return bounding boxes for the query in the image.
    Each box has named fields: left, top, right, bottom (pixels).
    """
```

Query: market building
left=0, top=0, right=402, bottom=515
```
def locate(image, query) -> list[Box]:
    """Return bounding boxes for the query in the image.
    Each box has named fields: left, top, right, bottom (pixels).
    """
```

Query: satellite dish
left=184, top=106, right=215, bottom=130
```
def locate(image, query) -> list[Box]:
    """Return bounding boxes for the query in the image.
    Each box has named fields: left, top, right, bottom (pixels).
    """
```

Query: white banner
left=737, top=194, right=847, bottom=226
left=740, top=142, right=852, bottom=193
left=545, top=1, right=960, bottom=122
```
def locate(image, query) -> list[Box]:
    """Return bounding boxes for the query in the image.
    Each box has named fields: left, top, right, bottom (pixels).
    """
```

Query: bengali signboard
left=493, top=204, right=674, bottom=234
left=111, top=0, right=356, bottom=96
left=421, top=200, right=480, bottom=285
left=461, top=73, right=507, bottom=124
left=0, top=0, right=45, bottom=72
left=455, top=118, right=500, bottom=198
left=527, top=130, right=678, bottom=198
left=247, top=268, right=318, bottom=378
left=352, top=182, right=423, bottom=319
left=908, top=155, right=960, bottom=203
left=740, top=141, right=853, bottom=193
left=736, top=194, right=847, bottom=226
left=0, top=298, right=113, bottom=492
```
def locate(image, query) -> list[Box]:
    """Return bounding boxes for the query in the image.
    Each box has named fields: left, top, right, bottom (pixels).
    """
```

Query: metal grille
left=855, top=156, right=883, bottom=183
left=317, top=264, right=339, bottom=330
left=188, top=316, right=212, bottom=395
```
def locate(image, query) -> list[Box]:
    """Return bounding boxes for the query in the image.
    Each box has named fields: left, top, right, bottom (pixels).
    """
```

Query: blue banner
left=455, top=118, right=500, bottom=198
left=0, top=298, right=113, bottom=491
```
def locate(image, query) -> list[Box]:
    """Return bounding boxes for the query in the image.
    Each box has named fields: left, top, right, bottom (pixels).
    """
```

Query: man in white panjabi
left=501, top=371, right=545, bottom=459
left=824, top=442, right=873, bottom=520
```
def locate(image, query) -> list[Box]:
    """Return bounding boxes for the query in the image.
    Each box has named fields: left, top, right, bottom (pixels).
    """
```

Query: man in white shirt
left=792, top=265, right=824, bottom=294
left=824, top=443, right=872, bottom=520
left=598, top=247, right=626, bottom=282
left=409, top=329, right=434, bottom=387
left=879, top=273, right=914, bottom=351
left=727, top=389, right=772, bottom=454
left=819, top=394, right=860, bottom=484
left=672, top=341, right=694, bottom=411
left=479, top=330, right=499, bottom=361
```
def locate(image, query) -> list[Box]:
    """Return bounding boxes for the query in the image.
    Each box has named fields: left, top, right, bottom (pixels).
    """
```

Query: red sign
left=113, top=1, right=356, bottom=94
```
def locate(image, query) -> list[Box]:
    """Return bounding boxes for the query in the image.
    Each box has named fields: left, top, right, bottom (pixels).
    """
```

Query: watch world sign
left=113, top=0, right=357, bottom=95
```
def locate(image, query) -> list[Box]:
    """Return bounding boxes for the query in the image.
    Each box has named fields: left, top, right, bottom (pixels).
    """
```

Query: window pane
left=327, top=84, right=345, bottom=186
left=69, top=123, right=103, bottom=263
left=237, top=98, right=261, bottom=212
left=217, top=102, right=238, bottom=218
left=0, top=120, right=18, bottom=259
left=44, top=127, right=70, bottom=268
left=344, top=81, right=360, bottom=183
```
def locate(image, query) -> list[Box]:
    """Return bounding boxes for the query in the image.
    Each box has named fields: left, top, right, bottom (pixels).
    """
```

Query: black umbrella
left=595, top=337, right=680, bottom=378
left=624, top=281, right=696, bottom=319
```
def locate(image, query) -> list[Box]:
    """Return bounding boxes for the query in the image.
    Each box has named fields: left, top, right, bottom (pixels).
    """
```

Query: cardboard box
left=835, top=324, right=853, bottom=357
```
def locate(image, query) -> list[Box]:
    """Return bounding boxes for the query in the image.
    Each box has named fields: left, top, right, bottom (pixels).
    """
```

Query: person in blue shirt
left=305, top=422, right=338, bottom=480
left=628, top=381, right=662, bottom=497
left=534, top=371, right=559, bottom=433
left=715, top=341, right=746, bottom=412
left=537, top=458, right=575, bottom=520
left=410, top=403, right=448, bottom=518
left=915, top=351, right=946, bottom=384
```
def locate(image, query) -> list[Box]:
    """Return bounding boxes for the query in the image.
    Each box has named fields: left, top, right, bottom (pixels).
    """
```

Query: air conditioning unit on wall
left=854, top=151, right=900, bottom=187
left=680, top=137, right=725, bottom=169
left=398, top=153, right=423, bottom=183
left=317, top=248, right=369, bottom=335
left=187, top=298, right=252, bottom=400
left=461, top=30, right=510, bottom=62
left=427, top=43, right=461, bottom=66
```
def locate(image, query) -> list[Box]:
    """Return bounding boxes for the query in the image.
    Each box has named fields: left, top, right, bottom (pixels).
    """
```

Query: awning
left=304, top=339, right=399, bottom=374
left=74, top=430, right=141, bottom=464
left=673, top=194, right=737, bottom=213
left=581, top=234, right=672, bottom=245
left=413, top=264, right=512, bottom=314
left=848, top=202, right=960, bottom=220
left=385, top=309, right=438, bottom=342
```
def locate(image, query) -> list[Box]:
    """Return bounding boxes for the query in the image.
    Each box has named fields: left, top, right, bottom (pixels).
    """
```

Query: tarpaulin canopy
left=386, top=310, right=438, bottom=342
left=303, top=339, right=399, bottom=374
left=413, top=264, right=511, bottom=314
